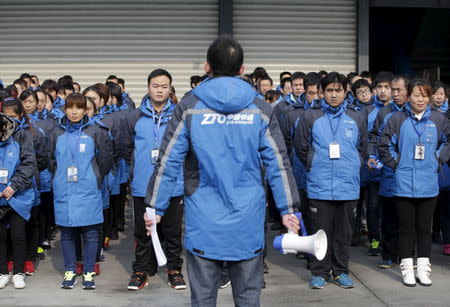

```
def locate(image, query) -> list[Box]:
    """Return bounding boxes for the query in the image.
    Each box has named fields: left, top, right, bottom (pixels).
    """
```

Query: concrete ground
left=1, top=206, right=449, bottom=307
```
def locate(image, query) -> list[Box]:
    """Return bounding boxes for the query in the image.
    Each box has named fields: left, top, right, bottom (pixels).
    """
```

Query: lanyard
left=326, top=113, right=342, bottom=143
left=153, top=115, right=161, bottom=146
left=66, top=128, right=82, bottom=164
left=409, top=117, right=427, bottom=144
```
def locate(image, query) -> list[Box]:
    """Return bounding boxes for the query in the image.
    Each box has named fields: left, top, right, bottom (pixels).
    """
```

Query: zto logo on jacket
left=201, top=113, right=255, bottom=125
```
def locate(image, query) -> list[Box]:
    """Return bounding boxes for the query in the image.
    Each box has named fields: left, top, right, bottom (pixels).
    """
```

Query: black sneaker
left=218, top=276, right=231, bottom=289
left=127, top=272, right=148, bottom=291
left=167, top=270, right=187, bottom=290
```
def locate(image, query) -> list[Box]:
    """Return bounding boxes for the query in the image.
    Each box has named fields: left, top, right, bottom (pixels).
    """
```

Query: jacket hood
left=139, top=98, right=175, bottom=120
left=192, top=77, right=257, bottom=114
left=0, top=114, right=17, bottom=143
left=59, top=115, right=91, bottom=132
left=319, top=99, right=346, bottom=117
left=404, top=102, right=432, bottom=121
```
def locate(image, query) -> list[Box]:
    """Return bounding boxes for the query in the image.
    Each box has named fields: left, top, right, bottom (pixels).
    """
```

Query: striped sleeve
left=256, top=100, right=300, bottom=214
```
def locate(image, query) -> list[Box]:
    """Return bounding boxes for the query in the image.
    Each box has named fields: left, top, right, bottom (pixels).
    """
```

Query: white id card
left=67, top=166, right=78, bottom=182
left=329, top=143, right=341, bottom=159
left=79, top=143, right=86, bottom=153
left=0, top=169, right=8, bottom=184
left=151, top=149, right=159, bottom=165
left=415, top=145, right=425, bottom=160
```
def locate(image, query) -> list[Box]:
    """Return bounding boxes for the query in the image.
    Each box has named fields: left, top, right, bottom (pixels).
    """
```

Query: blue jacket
left=359, top=96, right=385, bottom=184
left=294, top=99, right=367, bottom=200
left=280, top=97, right=312, bottom=191
left=121, top=98, right=183, bottom=198
left=378, top=103, right=450, bottom=198
left=53, top=96, right=65, bottom=109
left=273, top=93, right=300, bottom=126
left=368, top=102, right=404, bottom=197
left=49, top=116, right=113, bottom=227
left=144, top=77, right=299, bottom=261
left=0, top=115, right=36, bottom=221
left=35, top=109, right=59, bottom=192
left=122, top=92, right=136, bottom=110
left=15, top=118, right=48, bottom=207
left=433, top=100, right=449, bottom=113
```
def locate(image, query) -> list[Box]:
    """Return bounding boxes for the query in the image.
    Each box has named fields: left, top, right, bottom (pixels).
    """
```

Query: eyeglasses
left=356, top=89, right=371, bottom=96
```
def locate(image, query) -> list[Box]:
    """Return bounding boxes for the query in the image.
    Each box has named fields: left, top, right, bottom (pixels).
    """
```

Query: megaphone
left=273, top=213, right=328, bottom=261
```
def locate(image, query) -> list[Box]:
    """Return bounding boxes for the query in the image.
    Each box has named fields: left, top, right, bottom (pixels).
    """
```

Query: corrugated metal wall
left=0, top=0, right=218, bottom=102
left=234, top=0, right=357, bottom=83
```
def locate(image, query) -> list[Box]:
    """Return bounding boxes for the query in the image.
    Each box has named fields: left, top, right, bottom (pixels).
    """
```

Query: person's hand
left=144, top=212, right=161, bottom=236
left=367, top=158, right=377, bottom=170
left=282, top=214, right=300, bottom=234
left=1, top=186, right=15, bottom=200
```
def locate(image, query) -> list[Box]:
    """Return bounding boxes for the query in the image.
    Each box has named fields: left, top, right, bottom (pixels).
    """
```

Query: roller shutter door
left=0, top=0, right=218, bottom=102
left=233, top=0, right=357, bottom=82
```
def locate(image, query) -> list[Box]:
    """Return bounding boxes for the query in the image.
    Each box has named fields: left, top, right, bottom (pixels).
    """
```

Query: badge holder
left=0, top=169, right=8, bottom=185
left=67, top=165, right=78, bottom=183
left=151, top=148, right=159, bottom=165
left=415, top=144, right=425, bottom=160
left=329, top=142, right=341, bottom=159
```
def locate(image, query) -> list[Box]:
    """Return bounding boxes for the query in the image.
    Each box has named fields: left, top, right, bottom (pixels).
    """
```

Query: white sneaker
left=415, top=257, right=432, bottom=286
left=400, top=258, right=416, bottom=287
left=12, top=273, right=26, bottom=289
left=0, top=274, right=11, bottom=289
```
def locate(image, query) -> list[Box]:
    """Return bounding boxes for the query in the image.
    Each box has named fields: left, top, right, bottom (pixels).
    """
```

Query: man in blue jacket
left=294, top=72, right=368, bottom=289
left=144, top=36, right=300, bottom=306
left=121, top=69, right=185, bottom=291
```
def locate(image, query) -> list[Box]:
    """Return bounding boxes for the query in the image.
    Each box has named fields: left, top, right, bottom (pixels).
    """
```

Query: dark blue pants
left=60, top=225, right=98, bottom=273
left=187, top=252, right=263, bottom=307
left=366, top=182, right=381, bottom=241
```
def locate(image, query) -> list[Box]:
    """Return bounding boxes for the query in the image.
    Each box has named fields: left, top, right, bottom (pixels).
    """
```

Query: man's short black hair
left=304, top=76, right=320, bottom=91
left=117, top=78, right=125, bottom=86
left=207, top=35, right=244, bottom=77
left=374, top=71, right=394, bottom=86
left=147, top=69, right=172, bottom=85
left=280, top=77, right=291, bottom=89
left=20, top=73, right=31, bottom=80
left=190, top=75, right=202, bottom=85
left=318, top=70, right=328, bottom=77
left=279, top=71, right=291, bottom=81
left=360, top=71, right=374, bottom=80
left=346, top=72, right=358, bottom=81
left=291, top=71, right=306, bottom=82
left=320, top=72, right=348, bottom=91
left=351, top=78, right=372, bottom=95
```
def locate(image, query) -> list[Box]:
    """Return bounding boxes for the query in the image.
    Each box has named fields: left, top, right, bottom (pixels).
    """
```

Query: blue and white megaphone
left=273, top=212, right=328, bottom=261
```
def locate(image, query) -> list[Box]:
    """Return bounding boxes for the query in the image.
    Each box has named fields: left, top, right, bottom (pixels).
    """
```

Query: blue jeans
left=60, top=225, right=98, bottom=273
left=187, top=252, right=263, bottom=307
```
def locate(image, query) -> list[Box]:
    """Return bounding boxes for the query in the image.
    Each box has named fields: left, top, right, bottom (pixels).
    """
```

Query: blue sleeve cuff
left=369, top=155, right=378, bottom=160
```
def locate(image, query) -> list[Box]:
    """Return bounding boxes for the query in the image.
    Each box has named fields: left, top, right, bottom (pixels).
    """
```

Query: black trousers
left=26, top=206, right=40, bottom=261
left=40, top=191, right=54, bottom=242
left=0, top=209, right=26, bottom=274
left=118, top=183, right=127, bottom=228
left=353, top=187, right=366, bottom=234
left=132, top=196, right=184, bottom=273
left=395, top=197, right=437, bottom=259
left=110, top=194, right=121, bottom=235
left=380, top=196, right=399, bottom=261
left=308, top=199, right=356, bottom=279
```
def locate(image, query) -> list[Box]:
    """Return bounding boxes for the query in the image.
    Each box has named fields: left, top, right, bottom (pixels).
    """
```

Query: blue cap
left=273, top=234, right=285, bottom=253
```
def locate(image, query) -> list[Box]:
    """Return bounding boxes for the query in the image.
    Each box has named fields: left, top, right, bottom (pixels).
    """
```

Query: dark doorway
left=369, top=7, right=450, bottom=83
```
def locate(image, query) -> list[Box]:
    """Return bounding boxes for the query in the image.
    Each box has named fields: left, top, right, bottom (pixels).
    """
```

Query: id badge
left=67, top=166, right=78, bottom=183
left=0, top=169, right=8, bottom=184
left=151, top=148, right=159, bottom=165
left=415, top=144, right=425, bottom=160
left=329, top=143, right=341, bottom=159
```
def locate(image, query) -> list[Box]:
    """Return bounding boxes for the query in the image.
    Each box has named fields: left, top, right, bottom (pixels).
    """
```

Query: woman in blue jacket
left=379, top=80, right=450, bottom=287
left=48, top=93, right=113, bottom=290
left=3, top=95, right=48, bottom=275
left=0, top=106, right=36, bottom=290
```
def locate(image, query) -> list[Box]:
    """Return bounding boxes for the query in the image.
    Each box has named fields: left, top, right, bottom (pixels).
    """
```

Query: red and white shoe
left=24, top=261, right=35, bottom=276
